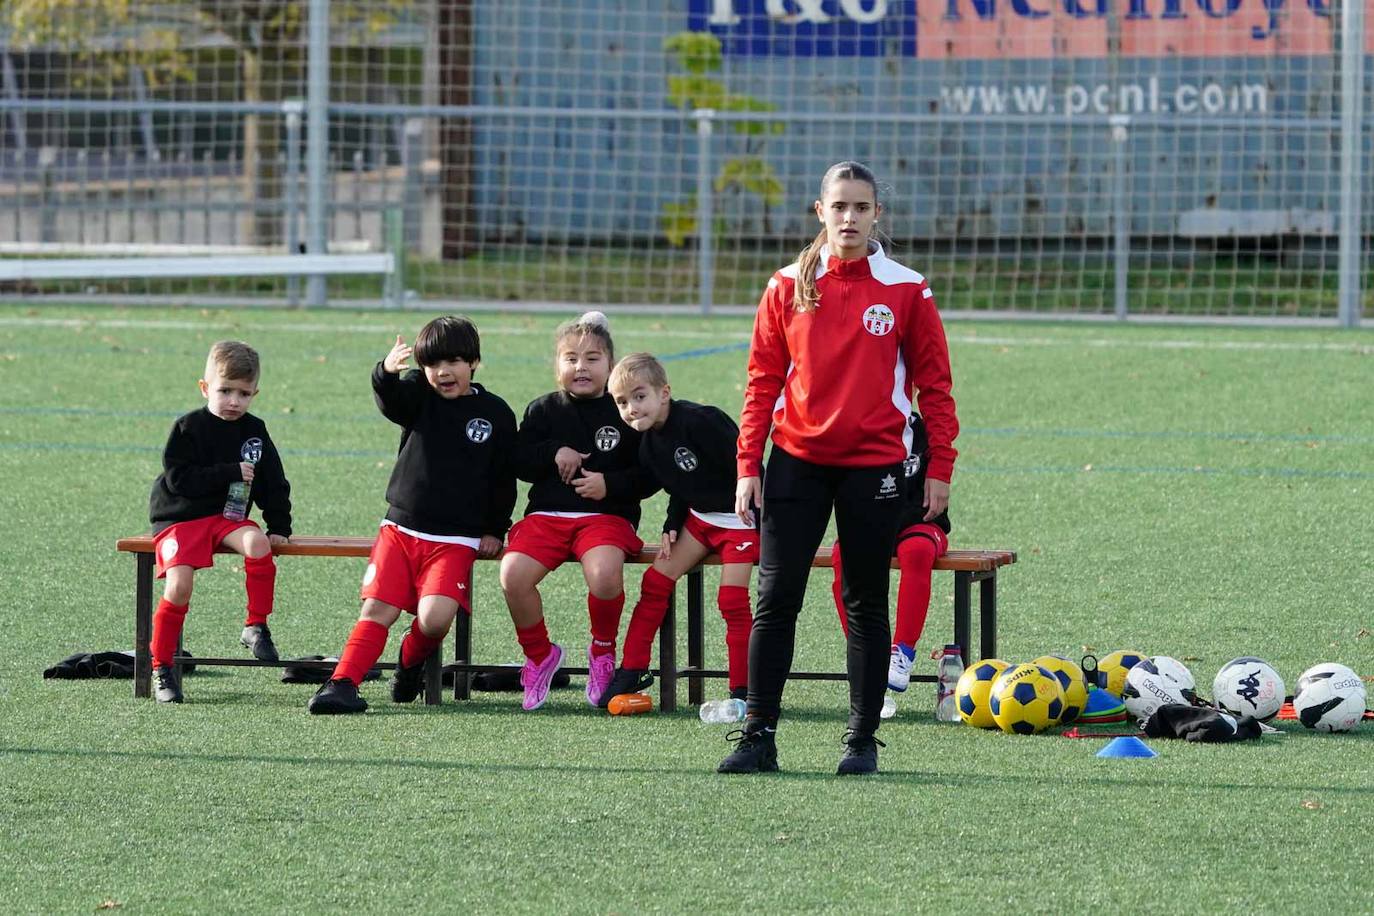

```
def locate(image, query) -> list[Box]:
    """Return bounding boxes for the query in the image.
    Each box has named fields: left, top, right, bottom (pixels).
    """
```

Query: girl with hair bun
left=500, top=312, right=656, bottom=711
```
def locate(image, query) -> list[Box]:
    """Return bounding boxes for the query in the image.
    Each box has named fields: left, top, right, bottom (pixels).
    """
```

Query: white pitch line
left=0, top=315, right=751, bottom=340
left=1, top=314, right=1369, bottom=353
left=947, top=334, right=1374, bottom=354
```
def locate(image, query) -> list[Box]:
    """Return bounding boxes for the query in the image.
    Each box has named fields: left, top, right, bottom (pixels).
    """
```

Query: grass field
left=30, top=249, right=1351, bottom=318
left=1, top=303, right=1372, bottom=913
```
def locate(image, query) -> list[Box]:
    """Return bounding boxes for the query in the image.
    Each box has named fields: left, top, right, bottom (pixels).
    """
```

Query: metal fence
left=0, top=0, right=1368, bottom=325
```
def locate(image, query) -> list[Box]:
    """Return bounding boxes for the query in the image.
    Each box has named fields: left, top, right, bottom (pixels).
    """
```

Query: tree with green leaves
left=4, top=0, right=408, bottom=245
left=660, top=31, right=785, bottom=247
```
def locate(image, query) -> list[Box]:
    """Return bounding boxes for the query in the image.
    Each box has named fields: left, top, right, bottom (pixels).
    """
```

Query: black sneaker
left=390, top=646, right=428, bottom=704
left=729, top=685, right=747, bottom=702
left=595, top=667, right=655, bottom=708
left=153, top=666, right=183, bottom=704
left=836, top=730, right=885, bottom=776
left=717, top=723, right=779, bottom=774
left=240, top=624, right=279, bottom=662
left=307, top=678, right=368, bottom=715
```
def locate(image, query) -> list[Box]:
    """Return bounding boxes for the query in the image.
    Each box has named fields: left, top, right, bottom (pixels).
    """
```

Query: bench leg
left=134, top=552, right=154, bottom=699
left=686, top=568, right=705, bottom=706
left=953, top=570, right=972, bottom=662
left=979, top=573, right=998, bottom=661
left=424, top=648, right=442, bottom=706
left=659, top=583, right=677, bottom=713
left=454, top=609, right=472, bottom=701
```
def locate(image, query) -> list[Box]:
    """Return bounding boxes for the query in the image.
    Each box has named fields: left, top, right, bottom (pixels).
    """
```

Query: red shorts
left=683, top=513, right=759, bottom=565
left=154, top=515, right=258, bottom=578
left=360, top=524, right=477, bottom=613
left=505, top=513, right=644, bottom=570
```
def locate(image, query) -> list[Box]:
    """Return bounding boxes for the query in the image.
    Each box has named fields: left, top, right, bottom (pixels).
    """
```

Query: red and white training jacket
left=736, top=243, right=959, bottom=482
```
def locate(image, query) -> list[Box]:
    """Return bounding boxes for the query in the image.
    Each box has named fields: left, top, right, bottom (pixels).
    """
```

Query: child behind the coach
left=499, top=311, right=655, bottom=712
left=599, top=353, right=756, bottom=710
left=308, top=316, right=516, bottom=715
left=147, top=340, right=292, bottom=703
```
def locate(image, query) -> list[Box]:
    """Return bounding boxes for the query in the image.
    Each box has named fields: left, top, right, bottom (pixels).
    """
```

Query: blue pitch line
left=971, top=426, right=1374, bottom=447
left=657, top=341, right=751, bottom=361
left=2, top=441, right=1370, bottom=480
left=964, top=463, right=1374, bottom=481
left=0, top=405, right=385, bottom=424
left=4, top=404, right=1370, bottom=449
left=0, top=441, right=394, bottom=460
left=0, top=344, right=744, bottom=423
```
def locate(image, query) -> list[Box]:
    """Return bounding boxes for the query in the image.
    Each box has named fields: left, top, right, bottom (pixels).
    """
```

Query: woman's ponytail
left=792, top=229, right=827, bottom=313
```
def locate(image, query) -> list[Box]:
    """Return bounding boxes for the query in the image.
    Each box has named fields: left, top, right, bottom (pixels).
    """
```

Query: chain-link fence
left=1, top=0, right=1368, bottom=324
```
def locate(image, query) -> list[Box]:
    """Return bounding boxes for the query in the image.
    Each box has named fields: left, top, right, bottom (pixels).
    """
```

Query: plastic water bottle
left=699, top=698, right=747, bottom=724
left=223, top=464, right=253, bottom=521
left=880, top=694, right=898, bottom=719
left=935, top=643, right=964, bottom=722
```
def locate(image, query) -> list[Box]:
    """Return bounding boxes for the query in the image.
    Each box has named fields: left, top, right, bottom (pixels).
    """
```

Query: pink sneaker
left=586, top=647, right=615, bottom=707
left=520, top=643, right=564, bottom=711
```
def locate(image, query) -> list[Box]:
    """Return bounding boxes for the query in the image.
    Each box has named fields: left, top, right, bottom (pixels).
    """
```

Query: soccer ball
left=1212, top=657, right=1285, bottom=722
left=1095, top=649, right=1147, bottom=698
left=1292, top=663, right=1366, bottom=733
left=1033, top=654, right=1088, bottom=725
left=956, top=658, right=1010, bottom=729
left=1149, top=655, right=1197, bottom=704
left=989, top=663, right=1065, bottom=735
left=1122, top=658, right=1190, bottom=722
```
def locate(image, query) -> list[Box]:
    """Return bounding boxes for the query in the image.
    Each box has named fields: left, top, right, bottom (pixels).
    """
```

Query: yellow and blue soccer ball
left=1095, top=649, right=1147, bottom=698
left=956, top=658, right=1010, bottom=729
left=1033, top=654, right=1089, bottom=724
left=989, top=663, right=1066, bottom=735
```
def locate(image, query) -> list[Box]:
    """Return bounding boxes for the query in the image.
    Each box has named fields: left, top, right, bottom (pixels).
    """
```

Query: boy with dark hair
left=309, top=316, right=517, bottom=714
left=148, top=340, right=293, bottom=703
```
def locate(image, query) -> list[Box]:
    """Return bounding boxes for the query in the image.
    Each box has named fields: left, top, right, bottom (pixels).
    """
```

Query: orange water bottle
left=607, top=693, right=653, bottom=715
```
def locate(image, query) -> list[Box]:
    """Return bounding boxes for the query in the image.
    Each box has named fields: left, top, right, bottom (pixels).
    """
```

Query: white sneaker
left=887, top=643, right=916, bottom=692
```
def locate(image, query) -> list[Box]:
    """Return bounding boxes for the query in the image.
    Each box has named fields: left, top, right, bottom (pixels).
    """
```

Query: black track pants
left=747, top=447, right=906, bottom=734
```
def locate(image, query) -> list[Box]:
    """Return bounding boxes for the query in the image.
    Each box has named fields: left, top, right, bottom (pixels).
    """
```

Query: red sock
left=587, top=592, right=624, bottom=656
left=151, top=598, right=188, bottom=668
left=621, top=567, right=675, bottom=670
left=332, top=619, right=389, bottom=686
left=830, top=540, right=849, bottom=639
left=243, top=553, right=276, bottom=626
left=718, top=584, right=752, bottom=692
left=399, top=617, right=444, bottom=669
left=893, top=536, right=938, bottom=647
left=516, top=619, right=552, bottom=664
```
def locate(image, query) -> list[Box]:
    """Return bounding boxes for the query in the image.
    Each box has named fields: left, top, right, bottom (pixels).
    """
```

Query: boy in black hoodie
left=309, top=316, right=516, bottom=714
left=148, top=340, right=292, bottom=703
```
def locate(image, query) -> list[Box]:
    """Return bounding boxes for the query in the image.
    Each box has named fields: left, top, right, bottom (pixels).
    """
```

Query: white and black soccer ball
left=1292, top=663, right=1366, bottom=733
left=1149, top=655, right=1197, bottom=704
left=1122, top=659, right=1189, bottom=722
left=1211, top=656, right=1285, bottom=722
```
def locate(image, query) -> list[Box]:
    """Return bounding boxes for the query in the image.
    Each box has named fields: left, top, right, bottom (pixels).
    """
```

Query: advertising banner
left=690, top=0, right=1369, bottom=57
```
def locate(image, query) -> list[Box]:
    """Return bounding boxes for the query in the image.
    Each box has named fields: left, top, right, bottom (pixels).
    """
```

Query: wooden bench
left=115, top=536, right=1014, bottom=711
left=674, top=547, right=1016, bottom=705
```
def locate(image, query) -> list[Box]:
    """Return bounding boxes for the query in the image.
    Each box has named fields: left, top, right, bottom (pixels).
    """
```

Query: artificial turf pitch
left=1, top=304, right=1371, bottom=912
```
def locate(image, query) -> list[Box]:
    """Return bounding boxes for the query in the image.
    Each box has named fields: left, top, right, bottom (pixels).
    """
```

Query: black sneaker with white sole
left=717, top=722, right=779, bottom=774
left=307, top=678, right=368, bottom=714
left=153, top=665, right=183, bottom=704
left=240, top=624, right=279, bottom=662
left=836, top=730, right=885, bottom=776
left=595, top=667, right=654, bottom=708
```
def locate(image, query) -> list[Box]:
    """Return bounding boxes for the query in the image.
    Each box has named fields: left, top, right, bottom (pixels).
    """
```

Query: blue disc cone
left=1096, top=736, right=1157, bottom=758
